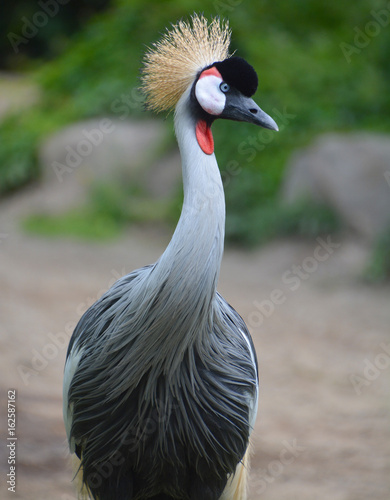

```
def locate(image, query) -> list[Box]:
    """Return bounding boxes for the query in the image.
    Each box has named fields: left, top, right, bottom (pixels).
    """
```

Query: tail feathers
left=70, top=454, right=90, bottom=499
left=69, top=449, right=250, bottom=500
left=70, top=453, right=132, bottom=500
left=219, top=448, right=250, bottom=500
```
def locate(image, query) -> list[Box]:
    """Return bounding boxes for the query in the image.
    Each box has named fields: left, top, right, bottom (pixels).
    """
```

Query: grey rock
left=142, top=149, right=181, bottom=199
left=39, top=117, right=169, bottom=185
left=36, top=117, right=183, bottom=214
left=282, top=133, right=390, bottom=241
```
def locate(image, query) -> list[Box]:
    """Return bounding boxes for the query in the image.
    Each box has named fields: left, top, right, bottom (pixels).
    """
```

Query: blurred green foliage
left=1, top=0, right=390, bottom=272
left=226, top=198, right=342, bottom=247
left=23, top=181, right=174, bottom=240
left=0, top=0, right=111, bottom=68
left=365, top=226, right=390, bottom=282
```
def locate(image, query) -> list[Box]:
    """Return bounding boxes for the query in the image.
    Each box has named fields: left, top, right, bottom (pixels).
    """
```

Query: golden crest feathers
left=141, top=14, right=231, bottom=113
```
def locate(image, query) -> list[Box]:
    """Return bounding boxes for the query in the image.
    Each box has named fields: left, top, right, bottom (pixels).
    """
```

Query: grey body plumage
left=63, top=14, right=277, bottom=500
left=66, top=271, right=257, bottom=499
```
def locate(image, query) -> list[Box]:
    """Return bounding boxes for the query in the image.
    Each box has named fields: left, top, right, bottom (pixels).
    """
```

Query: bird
left=63, top=13, right=278, bottom=500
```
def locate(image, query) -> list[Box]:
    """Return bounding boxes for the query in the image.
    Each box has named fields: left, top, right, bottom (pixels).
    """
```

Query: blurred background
left=0, top=0, right=389, bottom=499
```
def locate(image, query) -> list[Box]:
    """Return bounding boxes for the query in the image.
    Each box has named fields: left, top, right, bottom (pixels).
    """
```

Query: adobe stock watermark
left=52, top=87, right=144, bottom=182
left=349, top=341, right=390, bottom=395
left=185, top=105, right=294, bottom=211
left=340, top=4, right=390, bottom=63
left=182, top=158, right=243, bottom=218
left=248, top=235, right=341, bottom=328
left=0, top=233, right=8, bottom=246
left=84, top=398, right=179, bottom=492
left=52, top=118, right=116, bottom=182
left=253, top=439, right=306, bottom=495
left=213, top=0, right=244, bottom=16
left=384, top=170, right=390, bottom=188
left=110, top=86, right=144, bottom=120
left=17, top=268, right=127, bottom=386
left=238, top=107, right=296, bottom=163
left=8, top=0, right=71, bottom=54
left=174, top=106, right=288, bottom=216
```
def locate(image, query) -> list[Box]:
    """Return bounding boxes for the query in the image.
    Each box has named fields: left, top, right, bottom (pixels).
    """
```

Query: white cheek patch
left=195, top=75, right=226, bottom=116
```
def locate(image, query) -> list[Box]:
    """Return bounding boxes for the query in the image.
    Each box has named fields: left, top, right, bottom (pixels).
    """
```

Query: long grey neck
left=150, top=87, right=225, bottom=337
left=109, top=89, right=226, bottom=386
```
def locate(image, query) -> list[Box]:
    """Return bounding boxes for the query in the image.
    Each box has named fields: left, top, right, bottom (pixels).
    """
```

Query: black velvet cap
left=213, top=56, right=258, bottom=97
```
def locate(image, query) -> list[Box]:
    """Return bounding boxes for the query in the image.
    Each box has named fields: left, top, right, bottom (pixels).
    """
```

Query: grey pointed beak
left=221, top=92, right=279, bottom=131
left=244, top=97, right=279, bottom=131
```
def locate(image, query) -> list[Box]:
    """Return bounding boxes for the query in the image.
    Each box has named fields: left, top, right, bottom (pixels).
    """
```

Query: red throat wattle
left=196, top=120, right=214, bottom=155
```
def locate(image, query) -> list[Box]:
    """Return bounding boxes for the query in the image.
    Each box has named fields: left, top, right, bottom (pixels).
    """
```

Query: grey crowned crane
left=63, top=14, right=278, bottom=500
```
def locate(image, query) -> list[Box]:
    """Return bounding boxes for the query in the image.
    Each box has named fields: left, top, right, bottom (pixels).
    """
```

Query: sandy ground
left=0, top=73, right=389, bottom=500
left=0, top=172, right=389, bottom=500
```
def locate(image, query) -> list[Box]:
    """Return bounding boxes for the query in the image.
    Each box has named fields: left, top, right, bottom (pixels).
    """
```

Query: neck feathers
left=150, top=87, right=225, bottom=350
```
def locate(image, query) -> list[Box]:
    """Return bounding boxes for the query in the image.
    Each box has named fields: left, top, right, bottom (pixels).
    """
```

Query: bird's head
left=141, top=14, right=278, bottom=155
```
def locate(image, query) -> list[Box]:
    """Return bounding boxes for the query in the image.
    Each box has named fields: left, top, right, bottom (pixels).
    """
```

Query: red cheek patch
left=196, top=120, right=214, bottom=155
left=198, top=66, right=222, bottom=80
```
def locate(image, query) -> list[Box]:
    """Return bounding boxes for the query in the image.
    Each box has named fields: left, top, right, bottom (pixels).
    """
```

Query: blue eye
left=220, top=82, right=230, bottom=93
